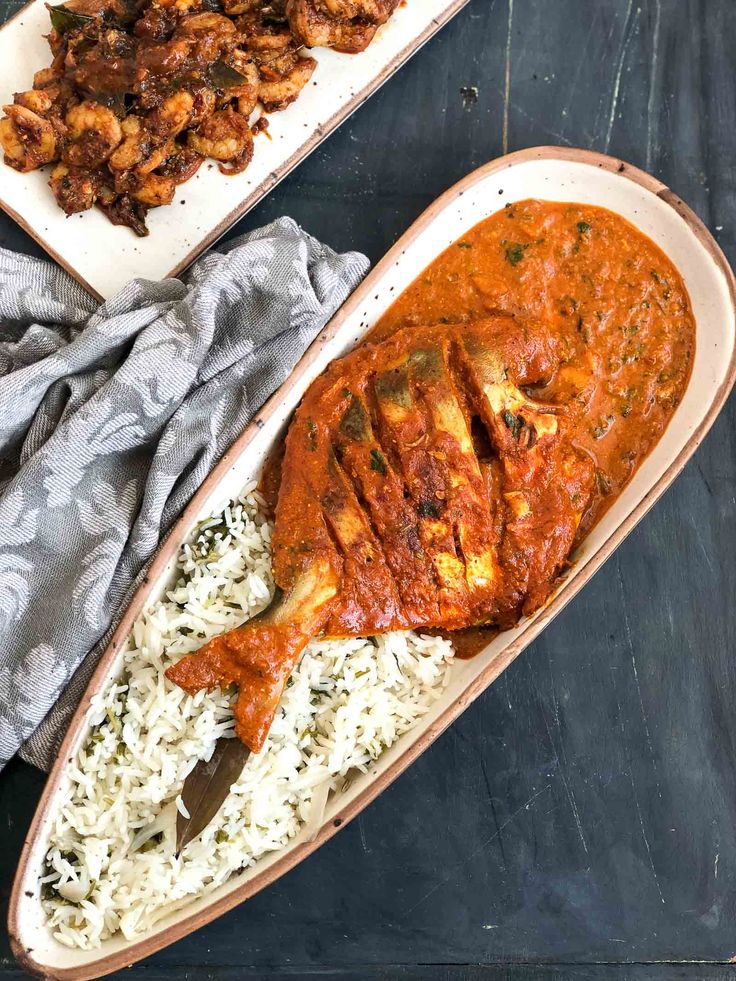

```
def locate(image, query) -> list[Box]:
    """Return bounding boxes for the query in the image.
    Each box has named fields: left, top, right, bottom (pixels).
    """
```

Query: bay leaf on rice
left=176, top=738, right=251, bottom=853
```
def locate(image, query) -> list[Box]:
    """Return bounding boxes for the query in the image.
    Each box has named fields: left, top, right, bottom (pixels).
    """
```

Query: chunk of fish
left=166, top=314, right=596, bottom=751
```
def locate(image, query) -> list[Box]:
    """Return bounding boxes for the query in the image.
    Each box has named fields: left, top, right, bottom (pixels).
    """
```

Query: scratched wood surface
left=1, top=0, right=736, bottom=978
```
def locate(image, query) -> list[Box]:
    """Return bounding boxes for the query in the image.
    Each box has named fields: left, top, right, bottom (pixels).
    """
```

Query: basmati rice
left=41, top=483, right=454, bottom=949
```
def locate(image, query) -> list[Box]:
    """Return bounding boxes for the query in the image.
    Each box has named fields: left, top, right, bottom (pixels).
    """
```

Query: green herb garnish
left=369, top=449, right=387, bottom=474
left=417, top=500, right=439, bottom=519
left=502, top=409, right=524, bottom=440
left=504, top=242, right=529, bottom=266
left=105, top=707, right=122, bottom=735
left=206, top=521, right=229, bottom=539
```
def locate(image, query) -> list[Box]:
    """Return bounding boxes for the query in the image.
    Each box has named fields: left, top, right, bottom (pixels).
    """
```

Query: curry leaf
left=209, top=60, right=248, bottom=90
left=47, top=3, right=95, bottom=33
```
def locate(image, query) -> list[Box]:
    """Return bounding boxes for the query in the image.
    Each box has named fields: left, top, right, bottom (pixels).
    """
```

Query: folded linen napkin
left=0, top=218, right=369, bottom=771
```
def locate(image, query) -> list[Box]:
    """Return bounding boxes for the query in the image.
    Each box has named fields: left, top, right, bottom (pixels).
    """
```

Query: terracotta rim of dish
left=0, top=0, right=472, bottom=301
left=9, top=146, right=736, bottom=981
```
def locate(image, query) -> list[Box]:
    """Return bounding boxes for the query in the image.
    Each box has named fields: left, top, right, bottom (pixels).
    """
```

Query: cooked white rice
left=41, top=482, right=454, bottom=949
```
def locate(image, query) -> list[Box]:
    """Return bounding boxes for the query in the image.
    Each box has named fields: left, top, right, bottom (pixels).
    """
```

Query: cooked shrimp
left=239, top=15, right=294, bottom=51
left=48, top=162, right=99, bottom=213
left=2, top=0, right=399, bottom=230
left=33, top=67, right=61, bottom=89
left=175, top=11, right=237, bottom=36
left=130, top=172, right=176, bottom=206
left=187, top=107, right=253, bottom=173
left=259, top=56, right=316, bottom=111
left=63, top=101, right=122, bottom=167
left=176, top=11, right=238, bottom=61
left=286, top=0, right=378, bottom=52
left=30, top=68, right=71, bottom=109
left=108, top=116, right=149, bottom=172
left=190, top=87, right=217, bottom=127
left=109, top=116, right=173, bottom=172
left=222, top=0, right=260, bottom=14
left=157, top=145, right=204, bottom=183
left=133, top=4, right=178, bottom=40
left=146, top=90, right=195, bottom=138
left=12, top=90, right=53, bottom=115
left=137, top=36, right=192, bottom=74
left=113, top=134, right=175, bottom=192
left=316, top=0, right=397, bottom=20
left=138, top=139, right=174, bottom=174
left=0, top=104, right=58, bottom=172
left=219, top=52, right=259, bottom=115
left=156, top=0, right=202, bottom=12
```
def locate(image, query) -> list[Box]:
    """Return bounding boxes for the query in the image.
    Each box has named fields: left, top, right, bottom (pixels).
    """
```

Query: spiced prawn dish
left=16, top=179, right=713, bottom=969
left=0, top=0, right=399, bottom=235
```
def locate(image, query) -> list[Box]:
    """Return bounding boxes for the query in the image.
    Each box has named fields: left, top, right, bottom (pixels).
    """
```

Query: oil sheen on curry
left=167, top=199, right=695, bottom=751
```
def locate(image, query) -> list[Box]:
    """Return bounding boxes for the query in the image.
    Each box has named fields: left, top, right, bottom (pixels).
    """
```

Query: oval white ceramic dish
left=9, top=147, right=736, bottom=980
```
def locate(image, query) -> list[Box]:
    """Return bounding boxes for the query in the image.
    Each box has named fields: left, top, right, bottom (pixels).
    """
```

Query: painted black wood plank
left=4, top=965, right=736, bottom=981
left=1, top=0, right=736, bottom=978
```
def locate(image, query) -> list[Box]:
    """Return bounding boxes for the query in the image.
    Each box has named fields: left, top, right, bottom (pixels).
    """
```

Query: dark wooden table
left=2, top=1, right=736, bottom=978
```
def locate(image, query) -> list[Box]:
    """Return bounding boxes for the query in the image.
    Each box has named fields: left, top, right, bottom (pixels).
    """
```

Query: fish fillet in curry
left=167, top=313, right=598, bottom=750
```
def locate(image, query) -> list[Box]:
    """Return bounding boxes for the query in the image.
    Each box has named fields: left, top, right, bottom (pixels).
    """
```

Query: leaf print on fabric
left=74, top=480, right=139, bottom=628
left=0, top=553, right=32, bottom=632
left=120, top=338, right=197, bottom=419
left=77, top=478, right=139, bottom=537
left=0, top=486, right=38, bottom=547
left=0, top=488, right=38, bottom=631
left=0, top=217, right=369, bottom=772
left=42, top=399, right=145, bottom=507
left=0, top=644, right=66, bottom=766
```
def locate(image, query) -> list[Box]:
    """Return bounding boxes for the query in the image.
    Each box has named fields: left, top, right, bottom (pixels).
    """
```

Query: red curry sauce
left=371, top=199, right=695, bottom=538
left=172, top=201, right=697, bottom=745
left=256, top=200, right=695, bottom=663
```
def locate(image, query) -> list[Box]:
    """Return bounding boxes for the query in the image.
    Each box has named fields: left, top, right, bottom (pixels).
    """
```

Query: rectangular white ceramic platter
left=9, top=148, right=736, bottom=980
left=0, top=0, right=469, bottom=299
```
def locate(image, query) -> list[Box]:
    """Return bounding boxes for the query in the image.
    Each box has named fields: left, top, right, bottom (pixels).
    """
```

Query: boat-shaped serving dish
left=0, top=0, right=470, bottom=299
left=9, top=147, right=736, bottom=979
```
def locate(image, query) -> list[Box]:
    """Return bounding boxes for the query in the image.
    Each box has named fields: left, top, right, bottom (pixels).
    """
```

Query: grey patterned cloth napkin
left=0, top=217, right=369, bottom=772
